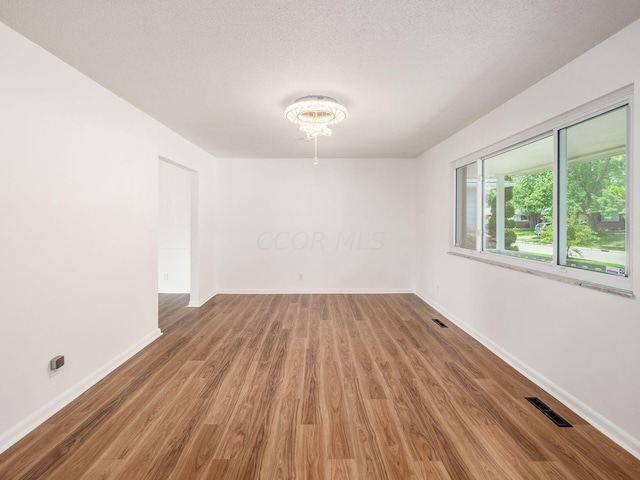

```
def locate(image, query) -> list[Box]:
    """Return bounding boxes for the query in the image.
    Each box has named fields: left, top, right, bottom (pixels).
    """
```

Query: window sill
left=448, top=249, right=634, bottom=298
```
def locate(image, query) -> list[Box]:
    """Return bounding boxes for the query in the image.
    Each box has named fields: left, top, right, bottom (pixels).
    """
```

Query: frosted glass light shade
left=285, top=95, right=347, bottom=138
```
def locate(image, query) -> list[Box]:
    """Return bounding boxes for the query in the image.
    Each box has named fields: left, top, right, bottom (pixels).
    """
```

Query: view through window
left=453, top=99, right=629, bottom=286
left=558, top=106, right=627, bottom=276
left=483, top=135, right=554, bottom=262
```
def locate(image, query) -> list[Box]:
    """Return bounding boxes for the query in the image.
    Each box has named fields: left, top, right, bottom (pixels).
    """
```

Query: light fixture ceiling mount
left=284, top=95, right=348, bottom=138
left=284, top=95, right=348, bottom=164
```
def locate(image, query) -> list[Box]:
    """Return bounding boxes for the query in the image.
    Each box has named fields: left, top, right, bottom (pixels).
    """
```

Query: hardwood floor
left=1, top=293, right=639, bottom=479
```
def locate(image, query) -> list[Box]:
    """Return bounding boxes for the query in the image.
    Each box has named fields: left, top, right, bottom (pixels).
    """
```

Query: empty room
left=2, top=1, right=640, bottom=479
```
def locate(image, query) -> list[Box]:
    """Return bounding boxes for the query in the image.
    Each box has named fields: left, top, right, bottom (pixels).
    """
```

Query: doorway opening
left=158, top=157, right=198, bottom=306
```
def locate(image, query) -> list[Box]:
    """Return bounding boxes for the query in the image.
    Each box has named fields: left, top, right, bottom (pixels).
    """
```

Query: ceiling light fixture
left=284, top=95, right=348, bottom=165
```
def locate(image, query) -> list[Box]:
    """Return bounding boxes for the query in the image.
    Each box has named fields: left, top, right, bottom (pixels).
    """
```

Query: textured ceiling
left=1, top=1, right=640, bottom=158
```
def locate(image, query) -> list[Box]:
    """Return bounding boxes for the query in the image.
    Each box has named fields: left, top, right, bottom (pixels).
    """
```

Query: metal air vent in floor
left=432, top=318, right=448, bottom=328
left=526, top=397, right=572, bottom=427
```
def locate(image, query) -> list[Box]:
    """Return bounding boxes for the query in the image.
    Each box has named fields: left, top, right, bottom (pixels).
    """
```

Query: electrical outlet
left=298, top=273, right=303, bottom=281
left=163, top=273, right=169, bottom=280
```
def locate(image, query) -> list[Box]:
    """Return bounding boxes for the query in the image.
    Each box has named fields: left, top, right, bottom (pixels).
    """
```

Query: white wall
left=158, top=160, right=191, bottom=294
left=214, top=157, right=416, bottom=293
left=417, top=19, right=640, bottom=457
left=0, top=23, right=216, bottom=452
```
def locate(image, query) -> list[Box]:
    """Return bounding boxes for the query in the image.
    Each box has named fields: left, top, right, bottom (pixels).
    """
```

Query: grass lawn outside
left=596, top=231, right=626, bottom=251
left=512, top=228, right=548, bottom=244
left=512, top=228, right=536, bottom=237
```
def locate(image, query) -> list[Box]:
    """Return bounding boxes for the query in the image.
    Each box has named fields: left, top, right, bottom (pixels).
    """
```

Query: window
left=455, top=162, right=478, bottom=250
left=483, top=135, right=553, bottom=262
left=602, top=213, right=621, bottom=223
left=452, top=90, right=631, bottom=293
left=558, top=106, right=628, bottom=276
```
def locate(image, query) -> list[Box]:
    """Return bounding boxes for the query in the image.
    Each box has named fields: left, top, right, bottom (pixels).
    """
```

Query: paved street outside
left=515, top=241, right=625, bottom=265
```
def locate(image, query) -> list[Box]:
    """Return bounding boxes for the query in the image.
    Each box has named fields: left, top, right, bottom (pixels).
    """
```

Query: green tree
left=540, top=213, right=598, bottom=257
left=510, top=155, right=625, bottom=231
left=567, top=155, right=626, bottom=229
left=511, top=170, right=553, bottom=229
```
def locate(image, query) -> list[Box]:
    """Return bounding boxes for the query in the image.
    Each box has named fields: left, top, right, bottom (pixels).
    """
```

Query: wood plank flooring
left=1, top=293, right=639, bottom=479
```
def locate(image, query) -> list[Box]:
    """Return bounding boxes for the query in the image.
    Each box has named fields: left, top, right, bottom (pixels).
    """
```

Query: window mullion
left=476, top=160, right=483, bottom=252
left=624, top=103, right=633, bottom=280
left=556, top=128, right=567, bottom=266
left=495, top=174, right=505, bottom=251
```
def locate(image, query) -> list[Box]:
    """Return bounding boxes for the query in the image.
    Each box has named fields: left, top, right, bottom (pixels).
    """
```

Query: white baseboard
left=188, top=289, right=217, bottom=307
left=215, top=288, right=414, bottom=295
left=0, top=328, right=162, bottom=455
left=414, top=291, right=640, bottom=461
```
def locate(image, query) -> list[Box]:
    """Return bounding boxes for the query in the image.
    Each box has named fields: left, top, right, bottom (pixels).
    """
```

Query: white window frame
left=450, top=86, right=633, bottom=296
left=453, top=160, right=481, bottom=251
